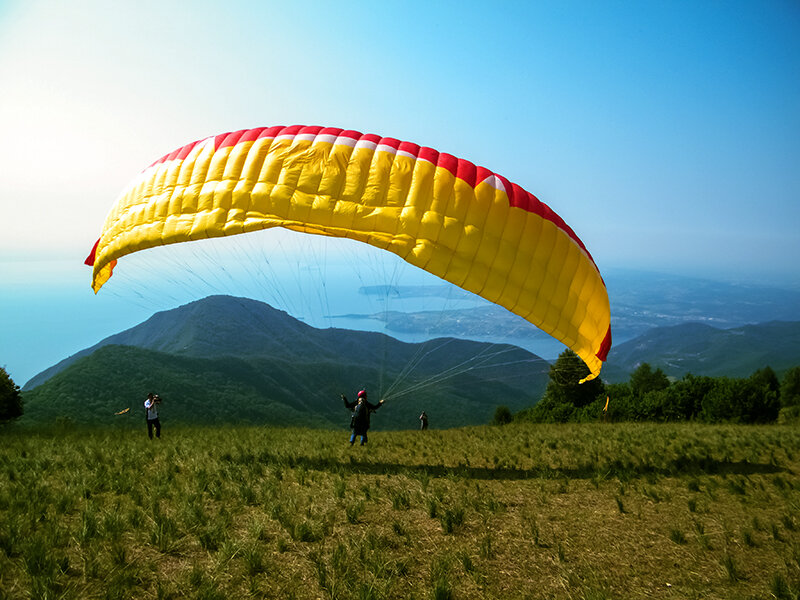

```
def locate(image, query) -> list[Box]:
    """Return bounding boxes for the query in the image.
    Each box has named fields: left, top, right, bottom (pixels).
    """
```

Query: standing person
left=342, top=390, right=384, bottom=446
left=144, top=392, right=162, bottom=439
left=419, top=411, right=428, bottom=430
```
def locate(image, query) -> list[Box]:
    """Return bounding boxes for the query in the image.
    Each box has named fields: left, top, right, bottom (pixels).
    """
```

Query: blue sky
left=1, top=0, right=799, bottom=385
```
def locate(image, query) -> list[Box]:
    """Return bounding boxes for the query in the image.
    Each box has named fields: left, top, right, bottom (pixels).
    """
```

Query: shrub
left=492, top=405, right=512, bottom=425
left=780, top=366, right=800, bottom=407
left=0, top=367, right=23, bottom=423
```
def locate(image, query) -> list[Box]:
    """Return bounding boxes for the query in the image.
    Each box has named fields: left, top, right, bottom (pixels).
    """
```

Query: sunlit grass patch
left=669, top=527, right=687, bottom=545
left=0, top=422, right=798, bottom=598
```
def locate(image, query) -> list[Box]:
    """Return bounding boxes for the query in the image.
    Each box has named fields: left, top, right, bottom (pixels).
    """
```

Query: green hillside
left=21, top=295, right=549, bottom=428
left=603, top=321, right=800, bottom=382
left=21, top=343, right=545, bottom=429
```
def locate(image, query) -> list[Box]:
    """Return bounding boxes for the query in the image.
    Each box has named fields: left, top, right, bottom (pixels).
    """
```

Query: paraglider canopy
left=86, top=125, right=611, bottom=380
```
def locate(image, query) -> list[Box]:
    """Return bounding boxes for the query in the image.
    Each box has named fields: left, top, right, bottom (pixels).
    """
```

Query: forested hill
left=21, top=296, right=549, bottom=428
left=603, top=320, right=800, bottom=381
left=25, top=296, right=348, bottom=390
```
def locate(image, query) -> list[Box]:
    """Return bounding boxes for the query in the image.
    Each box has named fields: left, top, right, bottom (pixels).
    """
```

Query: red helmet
left=357, top=390, right=367, bottom=399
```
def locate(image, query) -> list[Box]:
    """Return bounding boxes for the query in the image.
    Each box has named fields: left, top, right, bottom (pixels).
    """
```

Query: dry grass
left=0, top=422, right=798, bottom=599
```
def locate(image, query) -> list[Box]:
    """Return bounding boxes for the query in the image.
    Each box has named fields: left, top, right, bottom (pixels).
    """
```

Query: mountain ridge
left=602, top=320, right=800, bottom=381
left=21, top=295, right=550, bottom=428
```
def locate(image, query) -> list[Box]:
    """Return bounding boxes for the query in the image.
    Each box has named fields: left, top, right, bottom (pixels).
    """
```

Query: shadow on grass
left=234, top=452, right=786, bottom=481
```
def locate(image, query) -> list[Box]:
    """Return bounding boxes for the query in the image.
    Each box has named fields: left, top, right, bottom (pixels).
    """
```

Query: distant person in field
left=419, top=411, right=428, bottom=430
left=144, top=392, right=162, bottom=439
left=342, top=389, right=384, bottom=446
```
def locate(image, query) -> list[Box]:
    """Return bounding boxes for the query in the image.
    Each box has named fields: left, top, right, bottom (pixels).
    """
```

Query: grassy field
left=0, top=422, right=798, bottom=599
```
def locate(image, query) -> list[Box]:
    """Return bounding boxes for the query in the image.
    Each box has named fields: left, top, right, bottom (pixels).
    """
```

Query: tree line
left=6, top=355, right=800, bottom=429
left=503, top=350, right=800, bottom=425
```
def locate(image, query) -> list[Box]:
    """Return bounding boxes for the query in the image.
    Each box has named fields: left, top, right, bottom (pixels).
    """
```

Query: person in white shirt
left=144, top=392, right=162, bottom=439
